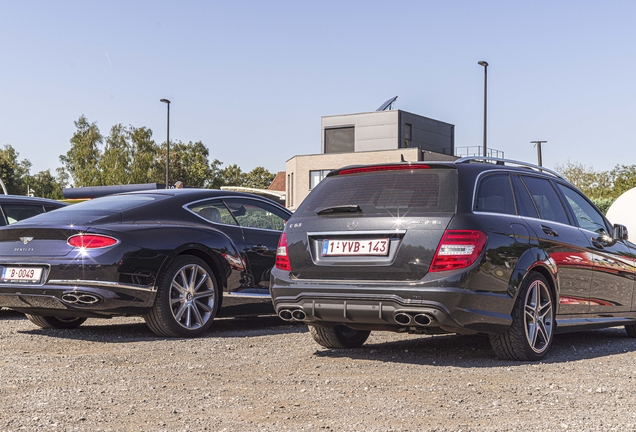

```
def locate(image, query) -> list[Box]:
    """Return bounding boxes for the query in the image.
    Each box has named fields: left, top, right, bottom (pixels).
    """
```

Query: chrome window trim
left=183, top=195, right=289, bottom=232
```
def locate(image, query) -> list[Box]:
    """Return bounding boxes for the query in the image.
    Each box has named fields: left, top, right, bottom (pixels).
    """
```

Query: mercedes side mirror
left=613, top=224, right=628, bottom=240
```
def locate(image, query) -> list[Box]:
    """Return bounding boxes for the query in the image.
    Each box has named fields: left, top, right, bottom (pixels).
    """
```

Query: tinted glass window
left=324, top=127, right=354, bottom=153
left=520, top=176, right=569, bottom=225
left=557, top=184, right=608, bottom=233
left=512, top=176, right=539, bottom=218
left=1, top=204, right=44, bottom=224
left=474, top=174, right=515, bottom=214
left=189, top=201, right=238, bottom=226
left=297, top=169, right=457, bottom=216
left=53, top=194, right=166, bottom=212
left=223, top=199, right=287, bottom=231
left=44, top=205, right=64, bottom=212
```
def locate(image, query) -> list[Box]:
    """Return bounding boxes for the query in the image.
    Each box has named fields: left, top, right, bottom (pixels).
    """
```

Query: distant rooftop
left=268, top=171, right=286, bottom=191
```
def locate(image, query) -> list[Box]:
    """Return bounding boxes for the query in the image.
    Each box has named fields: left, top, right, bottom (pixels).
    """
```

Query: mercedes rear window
left=297, top=169, right=457, bottom=216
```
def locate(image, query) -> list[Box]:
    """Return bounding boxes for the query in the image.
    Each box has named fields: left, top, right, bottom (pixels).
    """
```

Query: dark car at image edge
left=0, top=195, right=66, bottom=225
left=270, top=157, right=636, bottom=360
left=0, top=189, right=291, bottom=337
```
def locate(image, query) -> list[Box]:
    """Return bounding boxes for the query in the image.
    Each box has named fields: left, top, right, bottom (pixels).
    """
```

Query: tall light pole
left=531, top=140, right=547, bottom=166
left=160, top=99, right=171, bottom=187
left=478, top=61, right=488, bottom=158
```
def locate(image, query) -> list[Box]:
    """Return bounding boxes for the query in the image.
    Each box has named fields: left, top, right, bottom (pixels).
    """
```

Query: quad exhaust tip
left=61, top=292, right=102, bottom=305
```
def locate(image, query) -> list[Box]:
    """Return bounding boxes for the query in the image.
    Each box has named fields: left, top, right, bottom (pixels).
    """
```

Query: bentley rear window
left=54, top=194, right=166, bottom=213
left=297, top=169, right=457, bottom=216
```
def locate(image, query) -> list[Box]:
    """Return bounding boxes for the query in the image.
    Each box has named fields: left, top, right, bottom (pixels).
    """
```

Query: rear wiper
left=316, top=204, right=362, bottom=215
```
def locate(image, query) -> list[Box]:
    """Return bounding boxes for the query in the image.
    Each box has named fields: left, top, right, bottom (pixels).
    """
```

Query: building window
left=310, top=170, right=332, bottom=189
left=325, top=127, right=354, bottom=153
left=403, top=123, right=412, bottom=148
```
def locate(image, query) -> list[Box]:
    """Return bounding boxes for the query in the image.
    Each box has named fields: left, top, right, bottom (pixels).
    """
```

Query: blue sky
left=2, top=1, right=635, bottom=178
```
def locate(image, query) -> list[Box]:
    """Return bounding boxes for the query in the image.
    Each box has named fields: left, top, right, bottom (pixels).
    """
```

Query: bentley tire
left=145, top=255, right=220, bottom=338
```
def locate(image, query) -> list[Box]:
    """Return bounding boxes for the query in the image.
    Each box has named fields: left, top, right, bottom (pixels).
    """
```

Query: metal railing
left=454, top=146, right=504, bottom=159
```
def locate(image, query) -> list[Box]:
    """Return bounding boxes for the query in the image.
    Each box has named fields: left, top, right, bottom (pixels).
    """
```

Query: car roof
left=0, top=195, right=67, bottom=206
left=116, top=188, right=290, bottom=210
left=328, top=158, right=566, bottom=182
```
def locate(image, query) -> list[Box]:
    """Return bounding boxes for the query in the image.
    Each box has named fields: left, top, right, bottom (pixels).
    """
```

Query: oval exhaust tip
left=413, top=314, right=432, bottom=326
left=394, top=312, right=412, bottom=325
left=291, top=309, right=306, bottom=321
left=278, top=309, right=293, bottom=321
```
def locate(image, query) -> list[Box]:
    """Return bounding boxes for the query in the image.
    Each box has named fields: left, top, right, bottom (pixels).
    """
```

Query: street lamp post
left=531, top=141, right=547, bottom=166
left=160, top=99, right=171, bottom=187
left=478, top=61, right=489, bottom=158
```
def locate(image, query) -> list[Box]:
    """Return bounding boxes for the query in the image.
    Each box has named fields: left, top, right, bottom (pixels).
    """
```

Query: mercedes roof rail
left=454, top=157, right=565, bottom=180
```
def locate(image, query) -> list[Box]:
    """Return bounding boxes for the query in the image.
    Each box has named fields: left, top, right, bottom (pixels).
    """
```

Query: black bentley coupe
left=0, top=189, right=291, bottom=337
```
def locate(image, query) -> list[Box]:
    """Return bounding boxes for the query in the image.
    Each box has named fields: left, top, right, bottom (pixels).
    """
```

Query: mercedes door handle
left=251, top=244, right=269, bottom=253
left=541, top=225, right=558, bottom=237
left=591, top=240, right=605, bottom=249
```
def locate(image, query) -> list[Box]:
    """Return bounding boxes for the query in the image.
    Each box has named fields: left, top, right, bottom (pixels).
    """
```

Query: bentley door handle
left=251, top=244, right=269, bottom=253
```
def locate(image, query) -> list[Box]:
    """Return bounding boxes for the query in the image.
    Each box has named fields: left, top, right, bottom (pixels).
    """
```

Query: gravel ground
left=2, top=309, right=636, bottom=432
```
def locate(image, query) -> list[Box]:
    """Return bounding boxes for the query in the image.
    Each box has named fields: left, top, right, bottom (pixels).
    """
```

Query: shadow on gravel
left=314, top=327, right=636, bottom=367
left=15, top=315, right=305, bottom=343
left=0, top=309, right=25, bottom=320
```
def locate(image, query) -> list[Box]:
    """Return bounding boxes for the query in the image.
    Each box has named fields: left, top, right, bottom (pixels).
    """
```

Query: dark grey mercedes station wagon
left=270, top=158, right=636, bottom=360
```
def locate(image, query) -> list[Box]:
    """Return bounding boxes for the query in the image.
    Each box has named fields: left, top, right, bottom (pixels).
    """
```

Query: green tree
left=555, top=160, right=612, bottom=200
left=129, top=126, right=159, bottom=184
left=60, top=115, right=103, bottom=187
left=218, top=164, right=243, bottom=187
left=98, top=124, right=131, bottom=185
left=153, top=140, right=212, bottom=187
left=207, top=158, right=224, bottom=189
left=0, top=144, right=31, bottom=194
left=243, top=166, right=275, bottom=189
left=608, top=164, right=636, bottom=198
left=25, top=170, right=64, bottom=199
left=179, top=141, right=212, bottom=188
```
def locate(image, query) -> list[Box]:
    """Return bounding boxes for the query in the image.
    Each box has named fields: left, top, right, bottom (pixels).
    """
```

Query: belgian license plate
left=322, top=239, right=389, bottom=256
left=2, top=267, right=43, bottom=283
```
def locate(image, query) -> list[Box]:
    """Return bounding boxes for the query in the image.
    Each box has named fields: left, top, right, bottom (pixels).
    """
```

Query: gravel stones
left=2, top=310, right=636, bottom=431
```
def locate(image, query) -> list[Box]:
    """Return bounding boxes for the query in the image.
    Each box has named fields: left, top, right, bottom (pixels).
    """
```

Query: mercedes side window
left=474, top=174, right=515, bottom=215
left=556, top=184, right=609, bottom=234
left=520, top=176, right=570, bottom=225
left=511, top=176, right=539, bottom=218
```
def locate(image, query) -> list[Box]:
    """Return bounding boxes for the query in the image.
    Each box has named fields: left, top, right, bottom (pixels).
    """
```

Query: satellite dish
left=606, top=188, right=636, bottom=239
left=376, top=96, right=398, bottom=111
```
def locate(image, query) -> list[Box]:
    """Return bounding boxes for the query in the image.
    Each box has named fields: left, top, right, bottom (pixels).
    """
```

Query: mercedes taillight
left=430, top=230, right=487, bottom=272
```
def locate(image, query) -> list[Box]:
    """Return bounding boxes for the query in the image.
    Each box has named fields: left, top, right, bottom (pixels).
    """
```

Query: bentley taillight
left=68, top=234, right=118, bottom=249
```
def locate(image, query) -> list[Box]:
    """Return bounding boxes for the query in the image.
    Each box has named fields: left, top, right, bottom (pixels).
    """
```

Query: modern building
left=285, top=109, right=457, bottom=210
